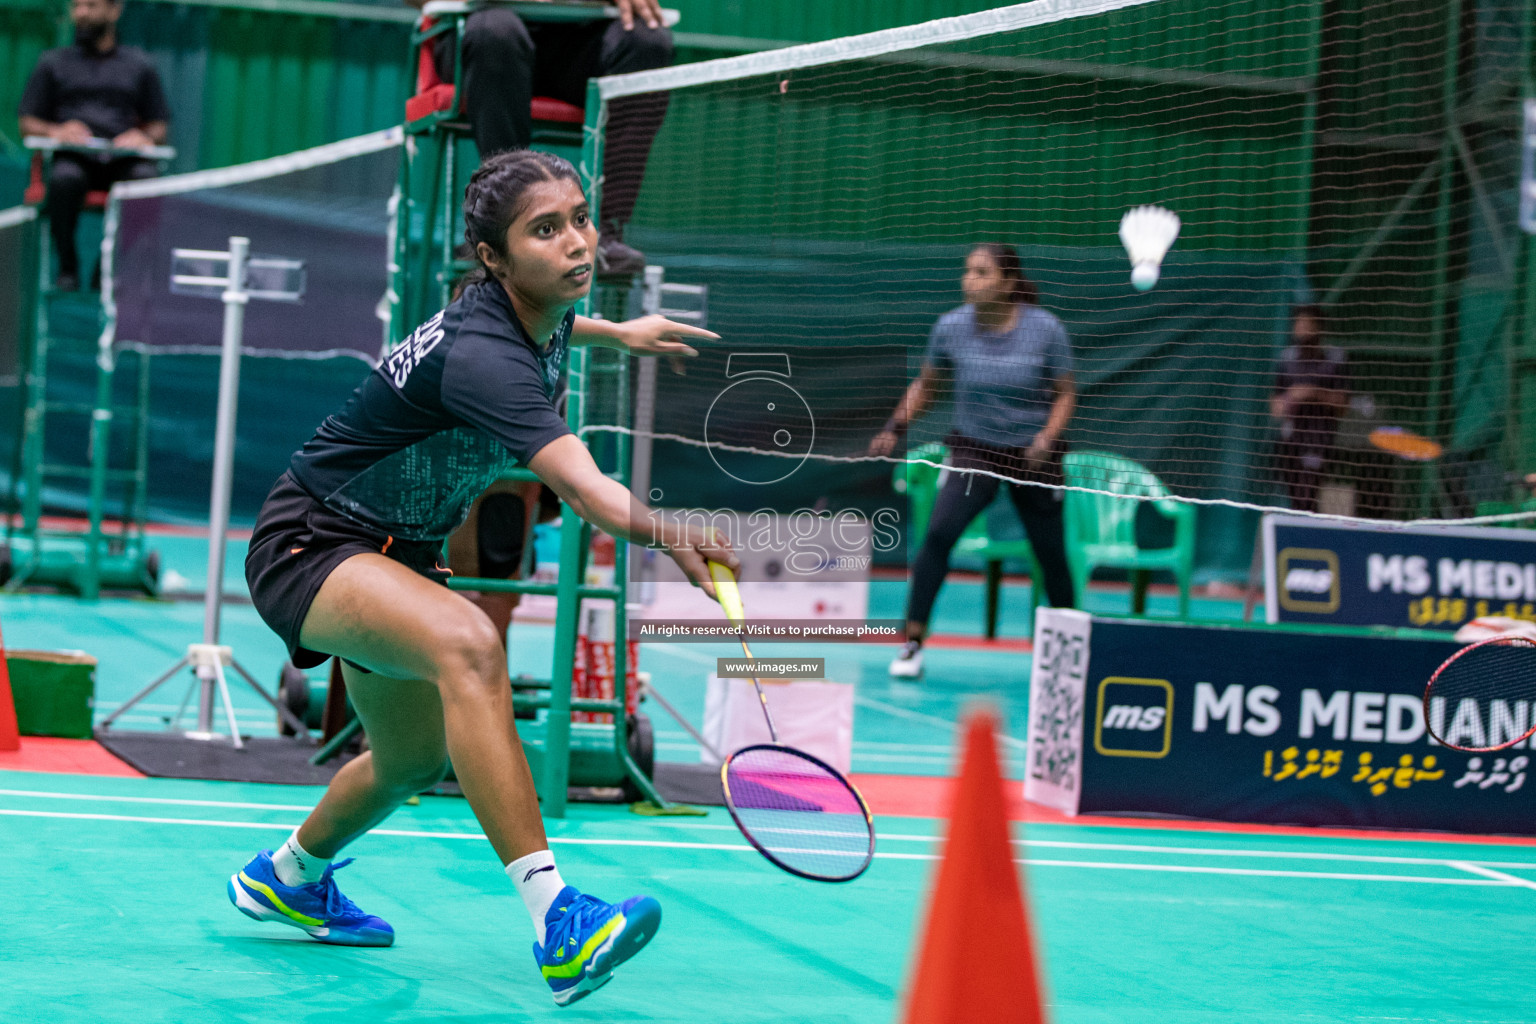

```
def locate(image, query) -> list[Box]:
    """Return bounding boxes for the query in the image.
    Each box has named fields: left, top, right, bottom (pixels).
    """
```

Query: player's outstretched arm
left=571, top=314, right=718, bottom=357
left=527, top=433, right=736, bottom=599
left=869, top=363, right=944, bottom=456
left=1026, top=372, right=1076, bottom=463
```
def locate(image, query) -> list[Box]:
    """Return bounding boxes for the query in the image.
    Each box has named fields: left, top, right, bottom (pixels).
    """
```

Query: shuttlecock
left=1119, top=205, right=1180, bottom=291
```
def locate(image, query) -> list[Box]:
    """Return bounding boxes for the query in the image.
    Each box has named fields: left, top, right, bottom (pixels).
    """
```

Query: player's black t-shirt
left=19, top=43, right=170, bottom=141
left=288, top=280, right=574, bottom=541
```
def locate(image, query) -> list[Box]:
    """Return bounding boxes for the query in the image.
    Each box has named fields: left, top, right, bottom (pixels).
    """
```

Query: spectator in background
left=1270, top=303, right=1349, bottom=513
left=18, top=0, right=169, bottom=292
left=870, top=243, right=1077, bottom=679
left=411, top=0, right=672, bottom=277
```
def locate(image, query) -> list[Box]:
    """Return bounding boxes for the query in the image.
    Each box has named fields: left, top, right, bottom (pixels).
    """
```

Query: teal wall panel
left=2, top=0, right=410, bottom=172
left=1, top=0, right=57, bottom=150
left=1323, top=0, right=1446, bottom=137
left=0, top=0, right=1526, bottom=520
left=2, top=0, right=1325, bottom=180
left=634, top=0, right=1314, bottom=253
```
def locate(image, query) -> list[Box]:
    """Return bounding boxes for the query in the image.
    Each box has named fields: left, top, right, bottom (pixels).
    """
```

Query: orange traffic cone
left=901, top=709, right=1045, bottom=1024
left=0, top=621, right=17, bottom=752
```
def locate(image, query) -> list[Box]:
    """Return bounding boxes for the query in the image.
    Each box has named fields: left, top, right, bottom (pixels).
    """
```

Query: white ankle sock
left=506, top=850, right=567, bottom=946
left=271, top=829, right=330, bottom=887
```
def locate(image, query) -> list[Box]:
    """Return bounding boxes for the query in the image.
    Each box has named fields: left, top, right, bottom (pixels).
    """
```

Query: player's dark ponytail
left=971, top=242, right=1038, bottom=307
left=460, top=149, right=583, bottom=289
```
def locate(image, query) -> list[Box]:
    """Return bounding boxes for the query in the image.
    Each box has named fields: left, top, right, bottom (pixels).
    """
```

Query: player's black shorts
left=245, top=471, right=453, bottom=670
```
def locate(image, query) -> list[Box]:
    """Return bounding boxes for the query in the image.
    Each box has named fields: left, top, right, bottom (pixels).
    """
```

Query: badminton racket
left=708, top=560, right=875, bottom=882
left=1423, top=634, right=1536, bottom=751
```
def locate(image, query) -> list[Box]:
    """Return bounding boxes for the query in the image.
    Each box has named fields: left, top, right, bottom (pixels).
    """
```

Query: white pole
left=629, top=266, right=663, bottom=503
left=196, top=236, right=249, bottom=734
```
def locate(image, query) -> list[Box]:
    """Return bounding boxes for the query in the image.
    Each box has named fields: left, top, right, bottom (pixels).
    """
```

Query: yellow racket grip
left=708, top=559, right=746, bottom=627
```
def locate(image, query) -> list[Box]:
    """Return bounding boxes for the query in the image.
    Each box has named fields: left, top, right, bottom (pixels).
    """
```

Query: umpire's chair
left=397, top=0, right=589, bottom=332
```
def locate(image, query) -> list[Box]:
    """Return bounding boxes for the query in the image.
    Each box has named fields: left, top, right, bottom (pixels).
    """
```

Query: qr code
left=1029, top=619, right=1087, bottom=790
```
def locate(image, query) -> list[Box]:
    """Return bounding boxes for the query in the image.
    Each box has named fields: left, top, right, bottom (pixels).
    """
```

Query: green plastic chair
left=893, top=443, right=1044, bottom=637
left=1062, top=451, right=1196, bottom=619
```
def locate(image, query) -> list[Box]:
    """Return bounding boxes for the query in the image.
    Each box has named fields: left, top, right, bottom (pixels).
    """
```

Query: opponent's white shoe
left=888, top=640, right=924, bottom=679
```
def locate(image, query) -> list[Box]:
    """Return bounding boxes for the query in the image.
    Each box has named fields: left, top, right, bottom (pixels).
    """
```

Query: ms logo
left=1277, top=547, right=1340, bottom=614
left=1094, top=677, right=1174, bottom=759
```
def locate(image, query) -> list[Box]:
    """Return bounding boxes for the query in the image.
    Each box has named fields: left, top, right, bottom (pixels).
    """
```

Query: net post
left=581, top=77, right=605, bottom=226
left=543, top=513, right=589, bottom=818
left=1424, top=2, right=1463, bottom=517
left=82, top=341, right=118, bottom=600
left=531, top=77, right=612, bottom=815
left=17, top=188, right=51, bottom=588
left=1516, top=0, right=1536, bottom=486
left=196, top=236, right=249, bottom=733
left=7, top=207, right=40, bottom=578
left=439, top=131, right=456, bottom=315
left=1291, top=1, right=1322, bottom=277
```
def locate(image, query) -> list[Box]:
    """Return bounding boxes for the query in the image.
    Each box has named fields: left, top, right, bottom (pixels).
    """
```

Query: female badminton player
left=869, top=243, right=1077, bottom=679
left=228, top=149, right=733, bottom=1007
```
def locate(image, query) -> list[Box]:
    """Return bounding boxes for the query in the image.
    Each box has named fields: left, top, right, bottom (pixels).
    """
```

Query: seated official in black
left=17, top=0, right=170, bottom=291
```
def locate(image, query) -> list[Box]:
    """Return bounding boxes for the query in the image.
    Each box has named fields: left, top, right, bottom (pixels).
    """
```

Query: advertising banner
left=1263, top=514, right=1536, bottom=632
left=1026, top=617, right=1536, bottom=834
left=105, top=131, right=401, bottom=363
left=1024, top=608, right=1091, bottom=816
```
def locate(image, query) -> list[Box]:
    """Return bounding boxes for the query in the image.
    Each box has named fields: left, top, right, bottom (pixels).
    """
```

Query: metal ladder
left=5, top=201, right=156, bottom=598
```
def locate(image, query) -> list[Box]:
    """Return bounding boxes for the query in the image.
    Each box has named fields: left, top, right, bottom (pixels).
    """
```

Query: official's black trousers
left=436, top=12, right=673, bottom=229
left=47, top=153, right=156, bottom=278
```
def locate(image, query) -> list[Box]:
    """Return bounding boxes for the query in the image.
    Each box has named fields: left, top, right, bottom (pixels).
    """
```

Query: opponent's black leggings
left=905, top=445, right=1076, bottom=631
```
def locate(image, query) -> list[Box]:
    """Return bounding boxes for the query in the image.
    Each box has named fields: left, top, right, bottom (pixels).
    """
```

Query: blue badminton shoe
left=535, top=886, right=662, bottom=1006
left=227, top=850, right=394, bottom=947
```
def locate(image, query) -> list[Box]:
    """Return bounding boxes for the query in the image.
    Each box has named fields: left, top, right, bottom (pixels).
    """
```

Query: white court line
left=652, top=734, right=965, bottom=755
left=617, top=820, right=1536, bottom=869
left=850, top=753, right=968, bottom=762
left=8, top=790, right=1536, bottom=869
left=0, top=808, right=296, bottom=831
left=647, top=646, right=714, bottom=665
left=653, top=743, right=962, bottom=765
left=1017, top=859, right=1505, bottom=886
left=0, top=807, right=1526, bottom=886
left=1448, top=861, right=1536, bottom=890
left=0, top=788, right=315, bottom=812
left=853, top=695, right=1028, bottom=750
left=1017, top=839, right=1536, bottom=872
left=0, top=808, right=748, bottom=851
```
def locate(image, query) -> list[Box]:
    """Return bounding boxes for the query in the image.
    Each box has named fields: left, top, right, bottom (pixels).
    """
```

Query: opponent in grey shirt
left=871, top=243, right=1078, bottom=680
left=923, top=302, right=1075, bottom=448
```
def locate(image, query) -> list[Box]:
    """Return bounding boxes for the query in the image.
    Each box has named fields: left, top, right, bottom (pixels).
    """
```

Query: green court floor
left=6, top=769, right=1536, bottom=1023
left=0, top=532, right=1245, bottom=780
left=10, top=538, right=1520, bottom=1022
